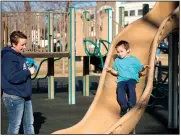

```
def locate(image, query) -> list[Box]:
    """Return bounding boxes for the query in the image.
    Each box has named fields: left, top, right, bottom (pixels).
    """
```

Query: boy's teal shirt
left=113, top=55, right=143, bottom=83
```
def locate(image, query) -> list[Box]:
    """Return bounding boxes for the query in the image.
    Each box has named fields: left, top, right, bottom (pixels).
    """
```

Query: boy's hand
left=144, top=65, right=150, bottom=69
left=139, top=65, right=150, bottom=77
left=139, top=71, right=146, bottom=77
left=104, top=67, right=112, bottom=72
left=104, top=67, right=118, bottom=76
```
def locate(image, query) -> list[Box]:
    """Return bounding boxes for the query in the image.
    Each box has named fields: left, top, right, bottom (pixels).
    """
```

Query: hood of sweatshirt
left=1, top=46, right=22, bottom=58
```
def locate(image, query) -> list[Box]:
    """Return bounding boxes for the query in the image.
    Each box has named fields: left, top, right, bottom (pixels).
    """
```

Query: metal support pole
left=168, top=32, right=179, bottom=129
left=119, top=7, right=125, bottom=31
left=143, top=4, right=149, bottom=16
left=83, top=57, right=90, bottom=96
left=48, top=9, right=55, bottom=99
left=105, top=8, right=113, bottom=44
left=83, top=11, right=90, bottom=21
left=83, top=11, right=90, bottom=96
left=68, top=6, right=76, bottom=104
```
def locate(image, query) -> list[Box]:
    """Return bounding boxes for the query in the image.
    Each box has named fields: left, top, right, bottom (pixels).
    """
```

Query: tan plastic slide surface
left=52, top=2, right=179, bottom=134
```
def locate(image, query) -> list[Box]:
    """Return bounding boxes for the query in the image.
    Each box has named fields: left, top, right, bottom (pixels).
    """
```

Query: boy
left=104, top=40, right=150, bottom=116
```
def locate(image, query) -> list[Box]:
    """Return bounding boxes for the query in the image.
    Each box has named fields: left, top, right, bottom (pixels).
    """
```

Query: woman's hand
left=28, top=67, right=35, bottom=75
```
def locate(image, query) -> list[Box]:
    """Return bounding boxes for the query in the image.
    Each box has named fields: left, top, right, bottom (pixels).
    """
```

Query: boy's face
left=12, top=38, right=27, bottom=53
left=116, top=44, right=129, bottom=58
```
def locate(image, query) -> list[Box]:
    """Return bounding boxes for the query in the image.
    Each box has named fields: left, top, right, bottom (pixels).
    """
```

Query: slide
left=52, top=2, right=179, bottom=134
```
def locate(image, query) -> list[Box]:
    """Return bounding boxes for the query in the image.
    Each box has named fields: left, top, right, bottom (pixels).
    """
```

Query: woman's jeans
left=2, top=93, right=34, bottom=134
left=117, top=79, right=137, bottom=110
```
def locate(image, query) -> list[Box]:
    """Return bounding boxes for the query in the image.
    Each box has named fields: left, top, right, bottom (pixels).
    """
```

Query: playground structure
left=52, top=2, right=179, bottom=134
left=1, top=2, right=124, bottom=103
left=1, top=1, right=179, bottom=134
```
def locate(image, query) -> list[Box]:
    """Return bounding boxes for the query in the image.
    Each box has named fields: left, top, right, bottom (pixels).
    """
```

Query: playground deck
left=1, top=76, right=179, bottom=134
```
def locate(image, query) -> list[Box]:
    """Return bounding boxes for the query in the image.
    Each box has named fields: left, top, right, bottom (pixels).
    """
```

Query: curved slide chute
left=52, top=2, right=179, bottom=134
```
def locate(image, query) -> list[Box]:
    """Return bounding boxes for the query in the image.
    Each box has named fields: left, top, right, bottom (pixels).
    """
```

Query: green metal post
left=83, top=11, right=90, bottom=96
left=143, top=4, right=149, bottom=16
left=105, top=8, right=113, bottom=45
left=47, top=9, right=55, bottom=99
left=83, top=11, right=90, bottom=21
left=119, top=6, right=125, bottom=29
left=68, top=6, right=76, bottom=104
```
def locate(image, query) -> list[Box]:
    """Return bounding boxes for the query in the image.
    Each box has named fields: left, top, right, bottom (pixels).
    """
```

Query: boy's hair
left=115, top=40, right=130, bottom=50
left=10, top=31, right=27, bottom=45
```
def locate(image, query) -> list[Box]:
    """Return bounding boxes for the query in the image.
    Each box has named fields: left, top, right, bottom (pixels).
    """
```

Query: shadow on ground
left=18, top=112, right=47, bottom=134
left=32, top=76, right=99, bottom=94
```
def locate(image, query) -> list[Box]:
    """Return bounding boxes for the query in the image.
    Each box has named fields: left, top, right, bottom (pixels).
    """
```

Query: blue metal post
left=119, top=7, right=125, bottom=30
left=68, top=6, right=76, bottom=104
left=105, top=8, right=113, bottom=45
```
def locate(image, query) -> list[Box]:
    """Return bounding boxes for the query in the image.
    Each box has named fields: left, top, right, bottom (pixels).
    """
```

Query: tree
left=24, top=1, right=32, bottom=46
left=24, top=1, right=31, bottom=12
left=32, top=1, right=68, bottom=12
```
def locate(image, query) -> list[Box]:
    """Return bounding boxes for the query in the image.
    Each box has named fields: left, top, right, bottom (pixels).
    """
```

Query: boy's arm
left=134, top=57, right=150, bottom=77
left=140, top=65, right=150, bottom=72
left=139, top=65, right=150, bottom=77
left=104, top=58, right=119, bottom=76
left=110, top=68, right=119, bottom=76
left=104, top=67, right=118, bottom=76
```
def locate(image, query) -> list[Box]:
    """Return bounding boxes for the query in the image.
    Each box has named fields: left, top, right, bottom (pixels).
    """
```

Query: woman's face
left=12, top=38, right=27, bottom=53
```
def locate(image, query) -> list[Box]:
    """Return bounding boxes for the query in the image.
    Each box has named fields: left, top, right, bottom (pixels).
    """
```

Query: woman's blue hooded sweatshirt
left=1, top=47, right=32, bottom=97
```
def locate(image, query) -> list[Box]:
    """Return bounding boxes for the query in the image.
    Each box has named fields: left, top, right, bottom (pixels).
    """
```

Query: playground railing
left=2, top=11, right=69, bottom=57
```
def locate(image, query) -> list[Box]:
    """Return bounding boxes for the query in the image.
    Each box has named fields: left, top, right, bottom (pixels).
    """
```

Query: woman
left=1, top=31, right=35, bottom=134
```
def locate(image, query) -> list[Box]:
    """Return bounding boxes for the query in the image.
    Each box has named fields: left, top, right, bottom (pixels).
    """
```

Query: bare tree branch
left=24, top=1, right=31, bottom=12
left=66, top=1, right=72, bottom=12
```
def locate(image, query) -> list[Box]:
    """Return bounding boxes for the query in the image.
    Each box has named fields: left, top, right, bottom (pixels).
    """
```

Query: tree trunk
left=24, top=1, right=31, bottom=50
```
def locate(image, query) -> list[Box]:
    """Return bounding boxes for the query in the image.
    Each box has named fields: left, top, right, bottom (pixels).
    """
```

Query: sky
left=1, top=1, right=97, bottom=12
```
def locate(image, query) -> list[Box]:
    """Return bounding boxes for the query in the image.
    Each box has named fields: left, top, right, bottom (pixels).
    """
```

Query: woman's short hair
left=10, top=31, right=27, bottom=45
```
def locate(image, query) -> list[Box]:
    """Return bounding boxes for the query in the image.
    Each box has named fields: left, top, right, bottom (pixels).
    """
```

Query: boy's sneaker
left=120, top=108, right=128, bottom=117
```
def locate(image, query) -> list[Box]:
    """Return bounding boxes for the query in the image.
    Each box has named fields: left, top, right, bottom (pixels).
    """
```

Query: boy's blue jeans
left=2, top=93, right=34, bottom=134
left=117, top=79, right=137, bottom=110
